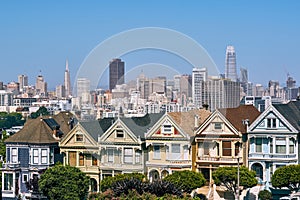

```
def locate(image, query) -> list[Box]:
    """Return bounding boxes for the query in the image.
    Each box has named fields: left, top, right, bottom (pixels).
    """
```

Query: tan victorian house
left=194, top=105, right=260, bottom=183
left=59, top=120, right=101, bottom=192
left=145, top=109, right=211, bottom=181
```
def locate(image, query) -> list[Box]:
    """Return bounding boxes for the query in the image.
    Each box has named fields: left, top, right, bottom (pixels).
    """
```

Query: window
left=50, top=148, right=54, bottom=164
left=33, top=149, right=39, bottom=164
left=92, top=155, right=97, bottom=166
left=135, top=150, right=141, bottom=164
left=116, top=130, right=124, bottom=138
left=68, top=151, right=76, bottom=166
left=276, top=138, right=286, bottom=154
left=214, top=123, right=222, bottom=130
left=76, top=134, right=84, bottom=142
left=41, top=149, right=48, bottom=164
left=171, top=144, right=181, bottom=159
left=290, top=138, right=295, bottom=154
left=22, top=174, right=28, bottom=183
left=153, top=145, right=161, bottom=159
left=124, top=148, right=133, bottom=163
left=11, top=148, right=18, bottom=163
left=79, top=153, right=84, bottom=166
left=183, top=145, right=189, bottom=160
left=107, top=148, right=114, bottom=163
left=4, top=173, right=13, bottom=191
left=270, top=138, right=273, bottom=153
left=267, top=118, right=276, bottom=129
left=203, top=142, right=210, bottom=155
left=222, top=141, right=231, bottom=156
left=255, top=138, right=262, bottom=153
left=235, top=142, right=241, bottom=156
left=163, top=125, right=172, bottom=133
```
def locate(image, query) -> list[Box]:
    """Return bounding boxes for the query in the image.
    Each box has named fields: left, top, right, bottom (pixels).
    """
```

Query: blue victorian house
left=1, top=112, right=74, bottom=200
left=248, top=101, right=300, bottom=189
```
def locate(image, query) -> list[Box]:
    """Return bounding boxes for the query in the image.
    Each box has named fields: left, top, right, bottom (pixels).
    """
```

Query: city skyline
left=0, top=1, right=300, bottom=89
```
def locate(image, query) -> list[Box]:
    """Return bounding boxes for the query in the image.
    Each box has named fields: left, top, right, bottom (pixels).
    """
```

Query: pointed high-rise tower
left=64, top=59, right=72, bottom=97
left=225, top=45, right=237, bottom=82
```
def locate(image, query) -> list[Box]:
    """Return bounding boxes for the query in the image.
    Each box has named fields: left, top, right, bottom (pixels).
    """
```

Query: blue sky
left=0, top=1, right=300, bottom=90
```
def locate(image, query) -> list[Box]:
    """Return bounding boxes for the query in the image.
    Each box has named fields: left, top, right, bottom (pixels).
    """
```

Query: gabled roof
left=5, top=118, right=58, bottom=144
left=168, top=109, right=211, bottom=136
left=273, top=101, right=300, bottom=131
left=120, top=113, right=164, bottom=139
left=218, top=105, right=261, bottom=133
left=79, top=118, right=116, bottom=141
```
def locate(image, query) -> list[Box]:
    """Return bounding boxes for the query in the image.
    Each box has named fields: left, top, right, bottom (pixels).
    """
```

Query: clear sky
left=0, top=1, right=300, bottom=90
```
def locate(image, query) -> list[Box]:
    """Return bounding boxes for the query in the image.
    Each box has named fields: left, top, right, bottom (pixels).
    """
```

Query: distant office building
left=240, top=67, right=248, bottom=95
left=192, top=67, right=207, bottom=108
left=268, top=80, right=279, bottom=98
left=35, top=73, right=47, bottom=96
left=286, top=75, right=296, bottom=89
left=253, top=84, right=265, bottom=97
left=77, top=78, right=90, bottom=98
left=6, top=81, right=20, bottom=95
left=225, top=45, right=237, bottom=82
left=0, top=90, right=13, bottom=106
left=109, top=58, right=125, bottom=91
left=137, top=73, right=150, bottom=100
left=150, top=76, right=166, bottom=94
left=64, top=59, right=72, bottom=97
left=18, top=74, right=28, bottom=91
left=56, top=85, right=66, bottom=99
left=0, top=82, right=3, bottom=90
left=204, top=77, right=240, bottom=111
left=173, top=75, right=181, bottom=92
left=180, top=74, right=192, bottom=98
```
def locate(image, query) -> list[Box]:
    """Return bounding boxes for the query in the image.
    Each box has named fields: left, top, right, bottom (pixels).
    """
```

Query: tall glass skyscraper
left=109, top=58, right=125, bottom=91
left=225, top=45, right=237, bottom=82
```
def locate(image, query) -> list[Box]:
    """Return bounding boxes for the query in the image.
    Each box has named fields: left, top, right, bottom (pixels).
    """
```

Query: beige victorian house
left=59, top=120, right=103, bottom=192
left=194, top=105, right=260, bottom=183
left=145, top=109, right=211, bottom=181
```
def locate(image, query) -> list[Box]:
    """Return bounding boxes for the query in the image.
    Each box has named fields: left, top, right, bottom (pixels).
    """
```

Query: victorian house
left=145, top=109, right=211, bottom=181
left=248, top=101, right=300, bottom=188
left=194, top=105, right=260, bottom=183
left=1, top=111, right=74, bottom=200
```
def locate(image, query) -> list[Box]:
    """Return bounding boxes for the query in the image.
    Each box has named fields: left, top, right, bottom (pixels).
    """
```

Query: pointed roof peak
left=65, top=59, right=69, bottom=71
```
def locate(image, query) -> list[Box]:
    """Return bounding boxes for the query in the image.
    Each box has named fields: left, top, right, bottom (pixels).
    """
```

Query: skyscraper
left=36, top=73, right=47, bottom=96
left=225, top=45, right=237, bottom=82
left=18, top=75, right=28, bottom=91
left=192, top=67, right=207, bottom=108
left=64, top=59, right=72, bottom=97
left=109, top=58, right=125, bottom=91
left=76, top=78, right=90, bottom=98
left=240, top=67, right=248, bottom=95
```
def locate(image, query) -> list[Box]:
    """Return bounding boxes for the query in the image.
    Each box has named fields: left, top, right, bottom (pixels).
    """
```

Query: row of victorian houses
left=1, top=100, right=300, bottom=199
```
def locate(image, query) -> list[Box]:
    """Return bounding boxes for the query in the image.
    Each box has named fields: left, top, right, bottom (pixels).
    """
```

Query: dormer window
left=163, top=125, right=172, bottom=133
left=76, top=134, right=84, bottom=142
left=267, top=118, right=276, bottom=129
left=214, top=123, right=222, bottom=130
left=116, top=130, right=124, bottom=138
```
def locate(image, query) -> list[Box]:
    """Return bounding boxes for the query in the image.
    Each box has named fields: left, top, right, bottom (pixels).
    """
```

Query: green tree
left=272, top=164, right=300, bottom=192
left=258, top=189, right=272, bottom=200
left=163, top=170, right=206, bottom=193
left=213, top=166, right=257, bottom=197
left=0, top=112, right=25, bottom=129
left=30, top=106, right=50, bottom=119
left=39, top=164, right=90, bottom=200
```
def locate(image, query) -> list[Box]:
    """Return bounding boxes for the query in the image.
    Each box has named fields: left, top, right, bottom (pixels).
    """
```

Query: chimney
left=194, top=114, right=199, bottom=128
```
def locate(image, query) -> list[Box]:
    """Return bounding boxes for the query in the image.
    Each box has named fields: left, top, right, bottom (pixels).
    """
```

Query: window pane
left=41, top=149, right=48, bottom=164
left=256, top=138, right=262, bottom=153
left=124, top=148, right=133, bottom=163
left=79, top=153, right=84, bottom=166
left=153, top=145, right=160, bottom=159
left=107, top=148, right=114, bottom=163
left=171, top=144, right=180, bottom=159
left=276, top=145, right=286, bottom=154
left=222, top=141, right=231, bottom=156
left=4, top=173, right=13, bottom=190
left=135, top=151, right=141, bottom=163
left=33, top=149, right=39, bottom=164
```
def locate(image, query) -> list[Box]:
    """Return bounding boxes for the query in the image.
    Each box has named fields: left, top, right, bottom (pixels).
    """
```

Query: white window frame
left=3, top=173, right=13, bottom=191
left=116, top=129, right=124, bottom=138
left=135, top=150, right=141, bottom=164
left=75, top=133, right=84, bottom=142
left=33, top=149, right=39, bottom=164
left=11, top=148, right=18, bottom=163
left=41, top=149, right=48, bottom=164
left=124, top=148, right=133, bottom=164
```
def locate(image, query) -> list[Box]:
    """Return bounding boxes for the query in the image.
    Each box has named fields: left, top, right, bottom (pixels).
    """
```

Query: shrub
left=258, top=189, right=272, bottom=200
